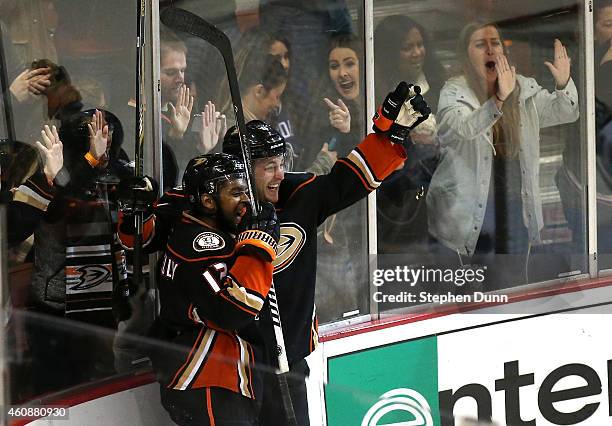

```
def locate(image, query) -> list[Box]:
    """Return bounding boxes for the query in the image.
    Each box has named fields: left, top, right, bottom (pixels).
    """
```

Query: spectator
left=159, top=28, right=193, bottom=190
left=298, top=34, right=367, bottom=321
left=215, top=47, right=287, bottom=134
left=7, top=109, right=132, bottom=396
left=373, top=15, right=446, bottom=254
left=426, top=22, right=579, bottom=288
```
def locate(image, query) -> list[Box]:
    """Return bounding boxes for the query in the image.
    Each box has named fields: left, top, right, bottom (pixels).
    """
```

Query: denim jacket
left=427, top=75, right=579, bottom=255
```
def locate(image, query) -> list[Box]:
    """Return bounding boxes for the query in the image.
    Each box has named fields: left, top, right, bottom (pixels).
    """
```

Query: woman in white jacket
left=426, top=22, right=579, bottom=286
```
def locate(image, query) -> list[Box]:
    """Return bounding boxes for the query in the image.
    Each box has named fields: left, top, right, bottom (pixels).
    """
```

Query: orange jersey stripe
left=206, top=388, right=216, bottom=426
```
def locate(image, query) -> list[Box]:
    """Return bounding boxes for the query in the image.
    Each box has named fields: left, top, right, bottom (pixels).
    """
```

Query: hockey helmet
left=182, top=153, right=246, bottom=206
left=223, top=120, right=286, bottom=160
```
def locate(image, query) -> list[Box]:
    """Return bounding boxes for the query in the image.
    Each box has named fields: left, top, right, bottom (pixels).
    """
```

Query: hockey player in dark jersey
left=119, top=153, right=280, bottom=425
left=222, top=82, right=429, bottom=425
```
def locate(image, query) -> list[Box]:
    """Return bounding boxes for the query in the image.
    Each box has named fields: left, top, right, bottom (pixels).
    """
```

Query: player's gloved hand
left=373, top=81, right=431, bottom=146
left=373, top=81, right=411, bottom=133
left=236, top=201, right=280, bottom=262
left=112, top=278, right=139, bottom=322
left=116, top=176, right=158, bottom=214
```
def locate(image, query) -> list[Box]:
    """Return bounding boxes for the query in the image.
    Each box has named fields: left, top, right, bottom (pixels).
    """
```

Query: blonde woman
left=427, top=22, right=578, bottom=285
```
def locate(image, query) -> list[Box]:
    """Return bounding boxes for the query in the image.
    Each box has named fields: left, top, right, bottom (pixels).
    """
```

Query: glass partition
left=0, top=0, right=147, bottom=404
left=594, top=1, right=612, bottom=272
left=373, top=0, right=589, bottom=311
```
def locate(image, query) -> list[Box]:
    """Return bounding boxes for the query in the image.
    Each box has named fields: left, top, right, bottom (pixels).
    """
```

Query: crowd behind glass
left=0, top=0, right=610, bottom=406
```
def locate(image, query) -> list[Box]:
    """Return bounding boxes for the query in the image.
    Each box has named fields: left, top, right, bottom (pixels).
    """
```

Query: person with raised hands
left=7, top=110, right=133, bottom=397
left=426, top=22, right=578, bottom=288
left=196, top=100, right=227, bottom=154
left=34, top=124, right=63, bottom=184
left=166, top=84, right=194, bottom=141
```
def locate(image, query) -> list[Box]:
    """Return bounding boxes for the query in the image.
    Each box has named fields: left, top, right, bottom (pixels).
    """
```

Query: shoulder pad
left=278, top=172, right=315, bottom=206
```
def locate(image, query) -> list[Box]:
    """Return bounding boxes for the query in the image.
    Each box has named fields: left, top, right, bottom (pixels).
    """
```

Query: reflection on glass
left=1, top=1, right=141, bottom=404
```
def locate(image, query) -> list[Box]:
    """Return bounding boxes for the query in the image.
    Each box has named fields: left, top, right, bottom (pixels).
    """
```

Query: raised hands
left=324, top=98, right=351, bottom=133
left=544, top=39, right=571, bottom=89
left=87, top=109, right=109, bottom=160
left=197, top=101, right=227, bottom=154
left=167, top=84, right=194, bottom=139
left=9, top=67, right=52, bottom=102
left=35, top=125, right=63, bottom=182
left=495, top=54, right=516, bottom=102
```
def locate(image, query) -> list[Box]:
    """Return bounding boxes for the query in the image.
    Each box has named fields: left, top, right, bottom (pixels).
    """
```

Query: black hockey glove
left=236, top=202, right=280, bottom=262
left=116, top=176, right=158, bottom=214
left=373, top=81, right=431, bottom=147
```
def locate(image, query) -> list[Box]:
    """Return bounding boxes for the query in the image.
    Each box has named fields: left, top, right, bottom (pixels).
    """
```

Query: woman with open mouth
left=426, top=21, right=579, bottom=290
left=294, top=33, right=367, bottom=322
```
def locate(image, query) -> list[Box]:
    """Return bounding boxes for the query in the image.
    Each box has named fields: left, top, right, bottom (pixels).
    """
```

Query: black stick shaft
left=133, top=0, right=146, bottom=289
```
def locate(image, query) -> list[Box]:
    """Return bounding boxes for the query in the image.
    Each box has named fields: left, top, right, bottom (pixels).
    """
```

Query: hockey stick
left=132, top=0, right=146, bottom=292
left=160, top=7, right=298, bottom=425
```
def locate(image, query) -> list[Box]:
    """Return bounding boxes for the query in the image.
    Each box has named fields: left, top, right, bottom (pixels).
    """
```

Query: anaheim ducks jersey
left=8, top=169, right=127, bottom=326
left=153, top=211, right=273, bottom=399
left=263, top=132, right=407, bottom=365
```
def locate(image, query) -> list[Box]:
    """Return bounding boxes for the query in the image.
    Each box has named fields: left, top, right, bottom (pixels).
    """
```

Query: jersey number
left=202, top=262, right=228, bottom=294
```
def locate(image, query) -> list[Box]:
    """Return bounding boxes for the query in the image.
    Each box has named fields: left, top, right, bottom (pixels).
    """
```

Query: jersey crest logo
left=273, top=223, right=306, bottom=273
left=70, top=265, right=111, bottom=291
left=193, top=232, right=225, bottom=252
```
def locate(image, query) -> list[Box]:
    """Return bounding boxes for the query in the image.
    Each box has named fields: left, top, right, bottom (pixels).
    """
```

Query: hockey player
left=221, top=82, right=429, bottom=425
left=119, top=153, right=280, bottom=425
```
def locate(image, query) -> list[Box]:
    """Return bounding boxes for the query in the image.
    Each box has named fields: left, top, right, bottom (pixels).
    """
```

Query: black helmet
left=182, top=153, right=246, bottom=206
left=223, top=120, right=286, bottom=160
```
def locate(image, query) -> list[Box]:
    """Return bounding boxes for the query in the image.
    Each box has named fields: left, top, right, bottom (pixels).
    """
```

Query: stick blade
left=160, top=6, right=228, bottom=50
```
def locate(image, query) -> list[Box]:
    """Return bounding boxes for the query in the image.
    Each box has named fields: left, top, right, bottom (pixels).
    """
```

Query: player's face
left=254, top=156, right=285, bottom=204
left=160, top=50, right=186, bottom=104
left=399, top=28, right=426, bottom=80
left=216, top=178, right=250, bottom=226
left=596, top=6, right=612, bottom=44
left=269, top=40, right=290, bottom=72
left=467, top=26, right=504, bottom=85
left=328, top=47, right=360, bottom=101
